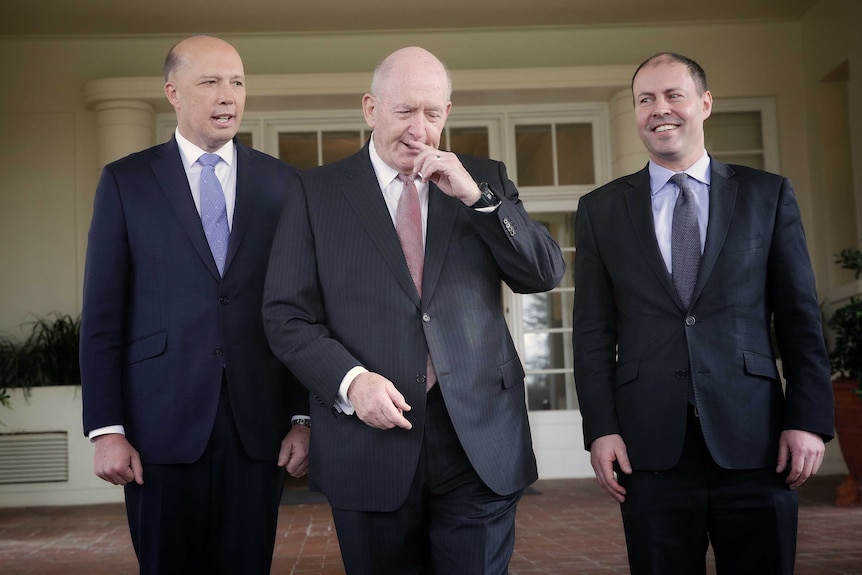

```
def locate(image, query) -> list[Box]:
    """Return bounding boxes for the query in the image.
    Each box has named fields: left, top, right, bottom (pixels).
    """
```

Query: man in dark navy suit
left=80, top=35, right=309, bottom=575
left=574, top=52, right=834, bottom=574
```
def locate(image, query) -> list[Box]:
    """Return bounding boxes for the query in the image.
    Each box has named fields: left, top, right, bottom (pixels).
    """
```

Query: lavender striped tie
left=198, top=153, right=230, bottom=276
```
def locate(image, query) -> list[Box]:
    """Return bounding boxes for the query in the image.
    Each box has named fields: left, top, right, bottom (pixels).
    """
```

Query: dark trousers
left=331, top=384, right=523, bottom=575
left=618, top=408, right=798, bottom=575
left=124, top=377, right=285, bottom=575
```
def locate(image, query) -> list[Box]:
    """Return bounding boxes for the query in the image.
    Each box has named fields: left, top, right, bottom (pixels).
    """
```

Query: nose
left=652, top=96, right=671, bottom=116
left=407, top=114, right=429, bottom=139
left=216, top=84, right=234, bottom=106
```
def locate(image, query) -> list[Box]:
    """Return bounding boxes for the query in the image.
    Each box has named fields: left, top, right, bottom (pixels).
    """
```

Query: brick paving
left=0, top=476, right=860, bottom=574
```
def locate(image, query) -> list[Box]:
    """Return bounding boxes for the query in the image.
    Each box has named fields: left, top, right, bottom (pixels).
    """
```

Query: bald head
left=370, top=46, right=452, bottom=103
left=164, top=35, right=241, bottom=82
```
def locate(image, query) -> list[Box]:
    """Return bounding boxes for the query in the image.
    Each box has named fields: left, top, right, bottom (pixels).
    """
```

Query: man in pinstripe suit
left=263, top=46, right=564, bottom=574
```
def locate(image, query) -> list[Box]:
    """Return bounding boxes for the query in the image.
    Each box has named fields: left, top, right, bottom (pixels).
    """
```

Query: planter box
left=0, top=386, right=124, bottom=508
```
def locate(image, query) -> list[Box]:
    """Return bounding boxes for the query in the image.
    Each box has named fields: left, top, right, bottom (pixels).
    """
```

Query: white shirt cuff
left=88, top=425, right=125, bottom=442
left=336, top=366, right=368, bottom=415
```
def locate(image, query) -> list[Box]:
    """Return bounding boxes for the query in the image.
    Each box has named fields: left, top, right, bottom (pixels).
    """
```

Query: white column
left=94, top=100, right=156, bottom=167
left=608, top=89, right=647, bottom=179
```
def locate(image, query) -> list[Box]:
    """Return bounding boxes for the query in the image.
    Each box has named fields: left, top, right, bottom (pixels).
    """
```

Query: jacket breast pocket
left=125, top=330, right=167, bottom=365
left=723, top=235, right=763, bottom=254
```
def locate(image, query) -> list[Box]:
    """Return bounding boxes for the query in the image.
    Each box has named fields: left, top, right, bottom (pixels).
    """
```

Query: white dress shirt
left=649, top=151, right=711, bottom=274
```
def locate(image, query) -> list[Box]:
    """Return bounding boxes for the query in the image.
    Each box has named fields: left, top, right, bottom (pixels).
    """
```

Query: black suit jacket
left=573, top=159, right=833, bottom=471
left=263, top=145, right=565, bottom=511
left=81, top=137, right=307, bottom=464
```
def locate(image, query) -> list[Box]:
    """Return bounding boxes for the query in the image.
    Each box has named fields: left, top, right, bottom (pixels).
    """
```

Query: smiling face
left=632, top=58, right=712, bottom=171
left=164, top=36, right=246, bottom=152
left=362, top=47, right=452, bottom=175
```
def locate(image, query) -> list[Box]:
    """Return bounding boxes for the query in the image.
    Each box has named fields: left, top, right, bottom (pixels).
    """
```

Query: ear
left=701, top=90, right=713, bottom=121
left=361, top=93, right=376, bottom=129
left=164, top=81, right=180, bottom=110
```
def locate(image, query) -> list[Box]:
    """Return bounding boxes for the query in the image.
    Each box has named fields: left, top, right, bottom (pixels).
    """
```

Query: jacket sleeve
left=572, top=198, right=623, bottom=449
left=767, top=177, right=834, bottom=439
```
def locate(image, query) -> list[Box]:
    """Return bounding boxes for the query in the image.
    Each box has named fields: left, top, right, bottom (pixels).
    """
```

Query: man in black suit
left=573, top=52, right=834, bottom=574
left=80, top=35, right=309, bottom=575
left=263, top=46, right=565, bottom=574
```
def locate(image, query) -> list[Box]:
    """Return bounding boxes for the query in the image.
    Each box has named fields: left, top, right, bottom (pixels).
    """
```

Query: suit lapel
left=225, top=141, right=257, bottom=276
left=694, top=159, right=737, bottom=302
left=422, top=183, right=459, bottom=305
left=152, top=138, right=221, bottom=279
left=341, top=148, right=422, bottom=307
left=624, top=167, right=680, bottom=305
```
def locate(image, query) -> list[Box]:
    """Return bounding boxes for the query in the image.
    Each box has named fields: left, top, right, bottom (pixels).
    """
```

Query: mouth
left=213, top=114, right=234, bottom=125
left=652, top=124, right=678, bottom=133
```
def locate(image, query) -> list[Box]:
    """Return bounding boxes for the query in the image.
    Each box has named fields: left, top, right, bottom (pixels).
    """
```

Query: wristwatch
left=470, top=182, right=501, bottom=209
left=291, top=417, right=311, bottom=428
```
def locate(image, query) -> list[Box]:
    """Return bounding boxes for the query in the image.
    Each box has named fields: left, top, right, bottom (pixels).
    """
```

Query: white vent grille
left=0, top=432, right=68, bottom=484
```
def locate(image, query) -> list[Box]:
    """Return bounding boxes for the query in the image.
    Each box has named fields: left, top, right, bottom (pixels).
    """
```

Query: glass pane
left=447, top=127, right=489, bottom=158
left=532, top=212, right=575, bottom=288
left=523, top=331, right=570, bottom=371
left=711, top=152, right=765, bottom=170
left=527, top=372, right=578, bottom=411
left=705, top=111, right=762, bottom=152
left=522, top=292, right=571, bottom=330
left=556, top=123, right=594, bottom=185
left=322, top=131, right=362, bottom=165
left=279, top=132, right=318, bottom=170
left=516, top=125, right=554, bottom=186
left=237, top=132, right=254, bottom=149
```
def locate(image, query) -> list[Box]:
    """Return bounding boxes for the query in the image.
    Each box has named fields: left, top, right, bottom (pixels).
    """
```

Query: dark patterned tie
left=670, top=173, right=701, bottom=308
left=198, top=153, right=230, bottom=276
left=396, top=174, right=436, bottom=391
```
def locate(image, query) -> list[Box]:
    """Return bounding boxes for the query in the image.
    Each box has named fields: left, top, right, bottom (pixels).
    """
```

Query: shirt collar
left=648, top=150, right=711, bottom=196
left=175, top=128, right=235, bottom=170
left=368, top=134, right=403, bottom=191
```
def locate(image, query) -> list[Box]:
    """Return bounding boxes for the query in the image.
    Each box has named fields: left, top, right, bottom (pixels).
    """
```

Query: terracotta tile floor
left=0, top=475, right=860, bottom=574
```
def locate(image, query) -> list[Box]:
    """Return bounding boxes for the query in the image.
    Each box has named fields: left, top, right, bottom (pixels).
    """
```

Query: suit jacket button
left=417, top=374, right=427, bottom=384
left=685, top=316, right=696, bottom=326
left=675, top=369, right=687, bottom=379
left=219, top=296, right=230, bottom=304
left=422, top=313, right=431, bottom=322
left=213, top=347, right=223, bottom=356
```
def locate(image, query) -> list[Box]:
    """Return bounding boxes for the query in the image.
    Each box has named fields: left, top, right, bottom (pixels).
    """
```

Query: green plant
left=0, top=312, right=81, bottom=410
left=828, top=247, right=862, bottom=395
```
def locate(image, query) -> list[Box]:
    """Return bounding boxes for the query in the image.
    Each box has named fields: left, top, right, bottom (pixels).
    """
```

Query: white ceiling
left=1, top=0, right=819, bottom=37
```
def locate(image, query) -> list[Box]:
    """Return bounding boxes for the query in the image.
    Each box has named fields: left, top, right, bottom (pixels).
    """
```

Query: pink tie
left=396, top=174, right=437, bottom=391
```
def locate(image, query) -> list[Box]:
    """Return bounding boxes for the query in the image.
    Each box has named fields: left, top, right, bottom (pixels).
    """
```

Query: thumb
left=616, top=448, right=633, bottom=475
left=776, top=440, right=790, bottom=473
left=131, top=452, right=145, bottom=485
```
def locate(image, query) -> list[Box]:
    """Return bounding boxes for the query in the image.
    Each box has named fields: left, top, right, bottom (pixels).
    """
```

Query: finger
left=391, top=393, right=412, bottom=413
left=595, top=472, right=626, bottom=503
left=387, top=410, right=413, bottom=430
left=416, top=154, right=443, bottom=183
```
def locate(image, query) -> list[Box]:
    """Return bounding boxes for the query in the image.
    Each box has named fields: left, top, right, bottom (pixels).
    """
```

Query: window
left=520, top=212, right=576, bottom=411
left=707, top=98, right=778, bottom=173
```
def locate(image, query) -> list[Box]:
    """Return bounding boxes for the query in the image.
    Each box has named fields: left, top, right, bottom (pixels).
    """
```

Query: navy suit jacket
left=573, top=159, right=833, bottom=471
left=263, top=145, right=565, bottom=511
left=81, top=137, right=307, bottom=464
